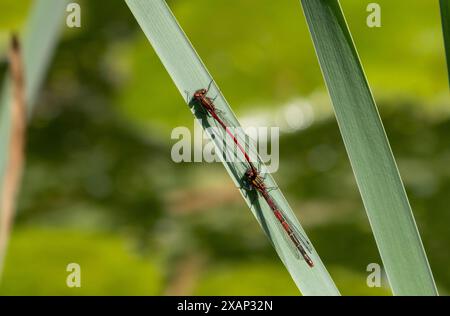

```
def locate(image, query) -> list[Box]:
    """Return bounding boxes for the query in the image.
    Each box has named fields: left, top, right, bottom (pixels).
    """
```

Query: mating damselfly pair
left=187, top=82, right=314, bottom=268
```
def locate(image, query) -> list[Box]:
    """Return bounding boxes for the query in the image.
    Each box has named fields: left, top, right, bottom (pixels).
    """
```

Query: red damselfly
left=191, top=82, right=258, bottom=173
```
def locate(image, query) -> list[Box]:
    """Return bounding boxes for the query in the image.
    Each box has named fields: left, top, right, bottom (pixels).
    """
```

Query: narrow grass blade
left=299, top=0, right=437, bottom=295
left=126, top=0, right=339, bottom=295
left=0, top=0, right=68, bottom=273
left=1, top=0, right=68, bottom=188
left=441, top=0, right=450, bottom=86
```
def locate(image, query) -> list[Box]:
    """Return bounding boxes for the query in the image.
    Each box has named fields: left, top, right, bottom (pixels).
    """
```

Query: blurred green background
left=0, top=0, right=449, bottom=295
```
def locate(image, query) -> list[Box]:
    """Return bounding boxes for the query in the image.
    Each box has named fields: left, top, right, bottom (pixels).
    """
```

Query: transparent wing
left=283, top=212, right=313, bottom=253
left=211, top=112, right=261, bottom=163
left=272, top=213, right=301, bottom=260
left=210, top=116, right=264, bottom=174
left=257, top=186, right=311, bottom=255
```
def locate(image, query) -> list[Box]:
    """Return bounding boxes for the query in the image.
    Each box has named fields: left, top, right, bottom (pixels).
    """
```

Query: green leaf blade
left=300, top=0, right=437, bottom=295
left=126, top=0, right=339, bottom=296
left=0, top=0, right=68, bottom=273
left=0, top=0, right=68, bottom=181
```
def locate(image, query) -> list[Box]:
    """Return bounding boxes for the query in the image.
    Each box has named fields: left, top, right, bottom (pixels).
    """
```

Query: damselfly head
left=193, top=88, right=207, bottom=99
left=245, top=167, right=260, bottom=182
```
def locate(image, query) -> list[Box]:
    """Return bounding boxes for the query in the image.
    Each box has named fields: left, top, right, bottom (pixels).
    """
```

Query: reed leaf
left=126, top=0, right=339, bottom=295
left=299, top=0, right=438, bottom=295
left=0, top=0, right=68, bottom=274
